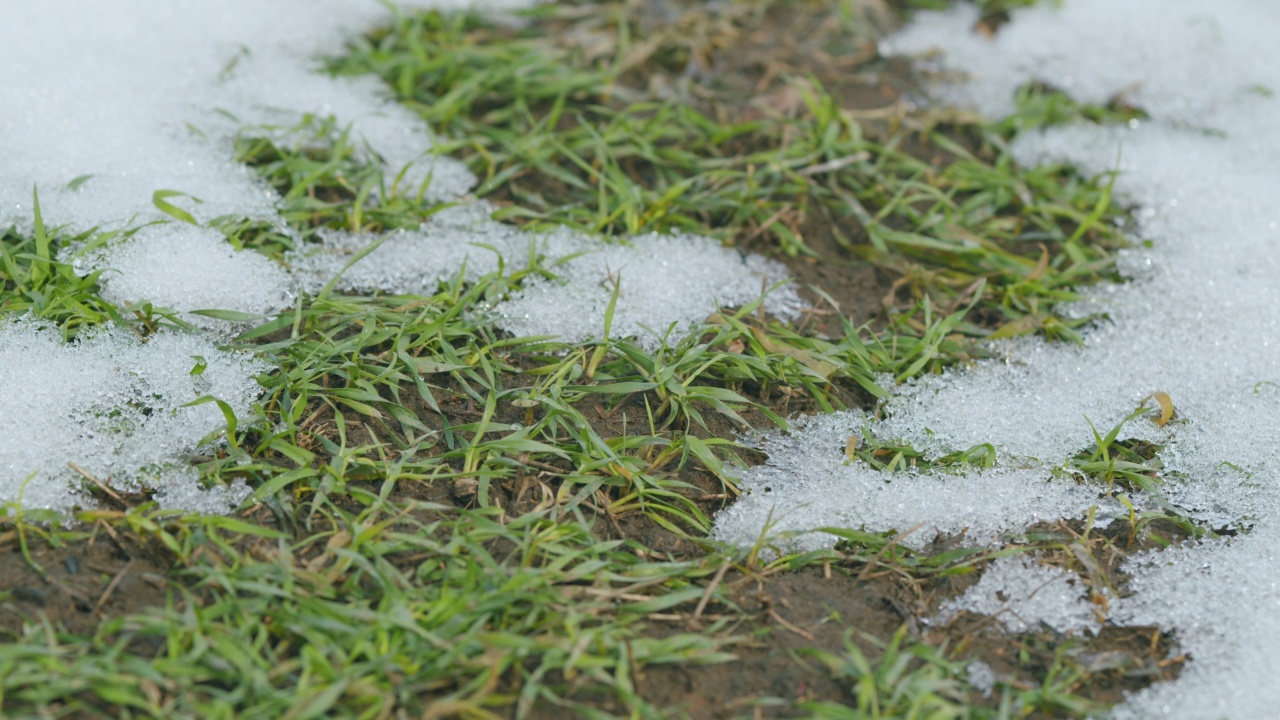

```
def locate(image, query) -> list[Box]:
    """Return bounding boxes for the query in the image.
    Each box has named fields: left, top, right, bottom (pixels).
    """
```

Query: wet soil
left=0, top=530, right=171, bottom=639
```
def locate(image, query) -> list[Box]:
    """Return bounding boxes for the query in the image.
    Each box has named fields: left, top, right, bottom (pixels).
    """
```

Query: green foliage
left=0, top=4, right=1153, bottom=719
left=0, top=189, right=121, bottom=334
left=800, top=627, right=972, bottom=719
left=0, top=504, right=734, bottom=718
left=1001, top=82, right=1148, bottom=135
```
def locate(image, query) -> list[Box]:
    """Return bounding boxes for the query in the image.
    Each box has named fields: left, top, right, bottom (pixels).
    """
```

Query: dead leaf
left=989, top=312, right=1047, bottom=340
left=1150, top=391, right=1175, bottom=427
left=845, top=435, right=860, bottom=461
left=1026, top=243, right=1051, bottom=281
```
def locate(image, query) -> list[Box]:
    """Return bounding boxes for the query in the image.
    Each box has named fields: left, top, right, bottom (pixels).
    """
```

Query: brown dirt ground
left=0, top=529, right=171, bottom=639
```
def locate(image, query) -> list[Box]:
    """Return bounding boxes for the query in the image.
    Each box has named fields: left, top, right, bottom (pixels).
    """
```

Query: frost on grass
left=712, top=1, right=1280, bottom=716
left=0, top=320, right=266, bottom=514
left=935, top=555, right=1102, bottom=636
left=0, top=0, right=539, bottom=230
left=68, top=223, right=293, bottom=326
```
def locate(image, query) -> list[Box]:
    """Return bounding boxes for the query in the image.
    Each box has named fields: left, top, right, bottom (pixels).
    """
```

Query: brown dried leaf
left=1151, top=391, right=1176, bottom=427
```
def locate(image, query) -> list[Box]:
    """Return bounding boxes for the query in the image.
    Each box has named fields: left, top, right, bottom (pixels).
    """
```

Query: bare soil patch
left=0, top=531, right=171, bottom=639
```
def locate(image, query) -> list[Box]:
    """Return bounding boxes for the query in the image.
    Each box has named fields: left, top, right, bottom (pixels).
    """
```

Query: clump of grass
left=0, top=190, right=121, bottom=335
left=0, top=502, right=738, bottom=718
left=1000, top=81, right=1149, bottom=135
left=800, top=627, right=973, bottom=718
left=231, top=113, right=452, bottom=243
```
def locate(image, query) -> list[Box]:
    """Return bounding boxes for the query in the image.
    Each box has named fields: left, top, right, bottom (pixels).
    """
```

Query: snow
left=0, top=0, right=536, bottom=231
left=289, top=202, right=555, bottom=294
left=495, top=231, right=804, bottom=348
left=935, top=555, right=1103, bottom=636
left=966, top=660, right=996, bottom=698
left=293, top=202, right=804, bottom=349
left=711, top=410, right=1116, bottom=554
left=714, top=1, right=1280, bottom=715
left=6, top=0, right=1278, bottom=710
left=0, top=0, right=514, bottom=512
left=0, top=320, right=266, bottom=512
left=69, top=223, right=294, bottom=326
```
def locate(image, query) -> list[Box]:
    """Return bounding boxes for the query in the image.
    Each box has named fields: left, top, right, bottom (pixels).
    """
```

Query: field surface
left=2, top=1, right=1278, bottom=718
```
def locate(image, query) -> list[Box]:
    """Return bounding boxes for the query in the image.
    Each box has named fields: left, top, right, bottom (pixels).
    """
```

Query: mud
left=0, top=530, right=171, bottom=639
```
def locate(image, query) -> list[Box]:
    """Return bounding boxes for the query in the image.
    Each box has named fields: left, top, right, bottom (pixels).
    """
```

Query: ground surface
left=0, top=1, right=1196, bottom=718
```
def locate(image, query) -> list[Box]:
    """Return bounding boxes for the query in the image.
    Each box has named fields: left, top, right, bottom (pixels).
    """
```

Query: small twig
left=519, top=458, right=569, bottom=475
left=796, top=151, right=871, bottom=177
left=95, top=559, right=135, bottom=614
left=694, top=558, right=732, bottom=619
left=768, top=607, right=814, bottom=640
left=857, top=521, right=925, bottom=581
left=583, top=574, right=680, bottom=601
left=68, top=462, right=122, bottom=503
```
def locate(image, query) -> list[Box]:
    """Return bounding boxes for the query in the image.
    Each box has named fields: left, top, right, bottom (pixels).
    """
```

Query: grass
left=0, top=1, right=1168, bottom=718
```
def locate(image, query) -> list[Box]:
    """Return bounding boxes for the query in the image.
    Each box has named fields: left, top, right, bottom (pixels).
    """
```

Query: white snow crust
left=0, top=0, right=543, bottom=231
left=495, top=231, right=804, bottom=348
left=715, top=2, right=1280, bottom=715
left=0, top=320, right=266, bottom=512
left=935, top=555, right=1102, bottom=636
left=293, top=202, right=805, bottom=349
left=72, top=223, right=294, bottom=325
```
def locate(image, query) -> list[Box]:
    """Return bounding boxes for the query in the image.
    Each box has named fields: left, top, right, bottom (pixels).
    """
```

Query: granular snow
left=0, top=0, right=542, bottom=231
left=0, top=320, right=266, bottom=513
left=935, top=555, right=1103, bottom=636
left=495, top=231, right=805, bottom=349
left=69, top=223, right=294, bottom=326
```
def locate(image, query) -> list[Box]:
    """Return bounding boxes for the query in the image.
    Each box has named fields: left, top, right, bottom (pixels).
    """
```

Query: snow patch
left=292, top=202, right=805, bottom=348
left=0, top=320, right=266, bottom=513
left=69, top=223, right=293, bottom=326
left=935, top=555, right=1102, bottom=636
left=710, top=411, right=1117, bottom=554
left=0, top=0, right=541, bottom=231
left=496, top=232, right=804, bottom=349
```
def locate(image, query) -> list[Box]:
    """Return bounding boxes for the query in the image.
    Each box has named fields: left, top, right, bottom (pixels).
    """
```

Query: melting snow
left=0, top=0, right=541, bottom=230
left=935, top=555, right=1102, bottom=636
left=0, top=320, right=266, bottom=512
left=70, top=223, right=294, bottom=326
left=966, top=659, right=997, bottom=698
left=8, top=0, right=1277, bottom=709
left=289, top=203, right=535, bottom=295
left=495, top=231, right=803, bottom=348
left=715, top=1, right=1280, bottom=715
left=1, top=0, right=803, bottom=512
left=711, top=410, right=1116, bottom=553
left=292, top=202, right=804, bottom=349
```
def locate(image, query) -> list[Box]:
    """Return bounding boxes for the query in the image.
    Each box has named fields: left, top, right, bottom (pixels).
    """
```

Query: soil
left=0, top=529, right=171, bottom=640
